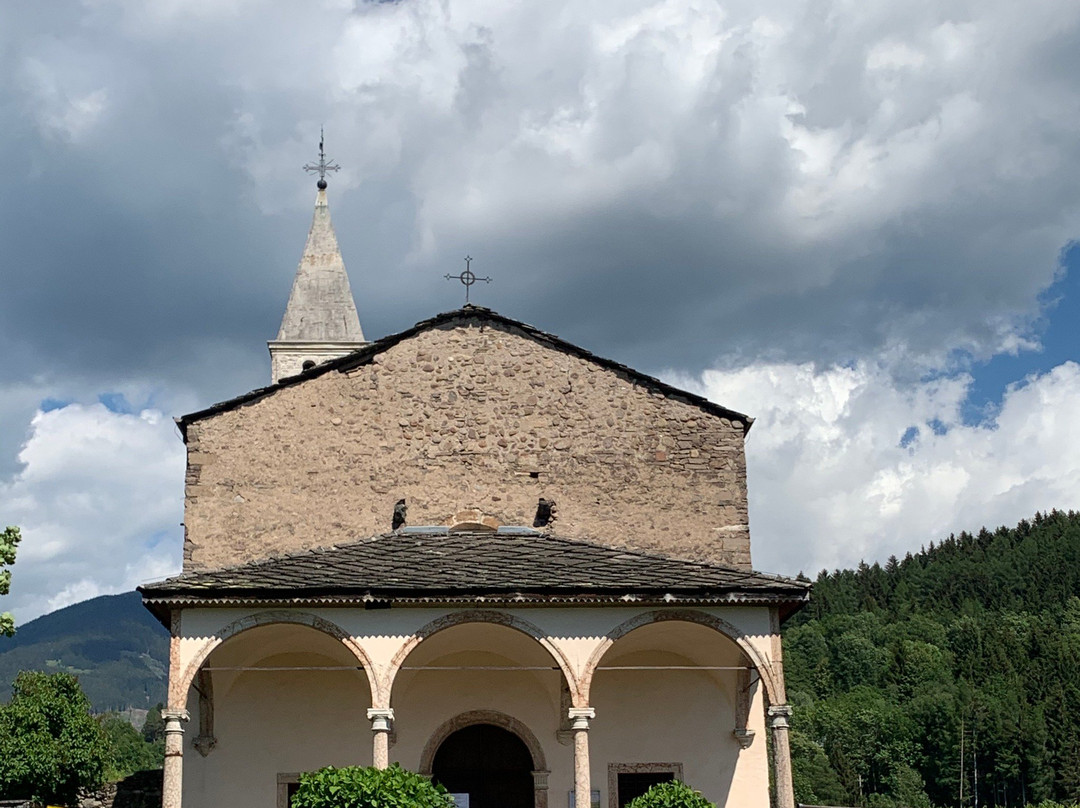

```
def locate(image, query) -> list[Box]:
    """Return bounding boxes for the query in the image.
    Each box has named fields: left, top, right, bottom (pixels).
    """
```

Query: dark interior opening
left=432, top=723, right=534, bottom=808
left=617, top=772, right=677, bottom=807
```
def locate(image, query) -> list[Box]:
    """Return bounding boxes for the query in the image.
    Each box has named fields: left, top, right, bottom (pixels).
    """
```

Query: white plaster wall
left=177, top=605, right=779, bottom=697
left=181, top=628, right=372, bottom=808
left=173, top=605, right=778, bottom=808
left=589, top=629, right=770, bottom=808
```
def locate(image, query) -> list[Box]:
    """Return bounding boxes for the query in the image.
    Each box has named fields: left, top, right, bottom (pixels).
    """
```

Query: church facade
left=140, top=180, right=809, bottom=808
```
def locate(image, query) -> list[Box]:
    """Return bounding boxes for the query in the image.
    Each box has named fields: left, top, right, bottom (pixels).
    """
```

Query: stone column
left=568, top=707, right=595, bottom=808
left=367, top=708, right=394, bottom=768
left=767, top=704, right=795, bottom=808
left=162, top=709, right=189, bottom=808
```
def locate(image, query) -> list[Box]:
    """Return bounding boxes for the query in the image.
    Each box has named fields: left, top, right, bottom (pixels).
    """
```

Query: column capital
left=767, top=704, right=792, bottom=729
left=568, top=707, right=595, bottom=730
left=367, top=707, right=395, bottom=732
left=162, top=709, right=189, bottom=725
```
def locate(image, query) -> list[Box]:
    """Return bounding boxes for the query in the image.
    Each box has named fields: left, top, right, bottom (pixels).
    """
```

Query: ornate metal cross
left=303, top=128, right=341, bottom=189
left=445, top=256, right=491, bottom=305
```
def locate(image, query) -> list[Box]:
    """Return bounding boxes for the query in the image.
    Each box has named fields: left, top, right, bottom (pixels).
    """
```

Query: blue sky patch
left=961, top=243, right=1080, bottom=426
left=39, top=397, right=71, bottom=412
left=98, top=393, right=134, bottom=414
left=899, top=426, right=919, bottom=448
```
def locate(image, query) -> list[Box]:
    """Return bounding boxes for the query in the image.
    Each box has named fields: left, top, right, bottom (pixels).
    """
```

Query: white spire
left=268, top=185, right=366, bottom=381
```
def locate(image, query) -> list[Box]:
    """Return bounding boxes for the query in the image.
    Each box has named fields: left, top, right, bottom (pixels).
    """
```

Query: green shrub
left=626, top=780, right=715, bottom=808
left=0, top=671, right=110, bottom=804
left=291, top=764, right=452, bottom=808
left=98, top=713, right=163, bottom=781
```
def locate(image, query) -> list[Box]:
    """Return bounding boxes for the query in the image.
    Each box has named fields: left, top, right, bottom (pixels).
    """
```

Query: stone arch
left=420, top=710, right=550, bottom=808
left=418, top=709, right=548, bottom=775
left=581, top=608, right=780, bottom=705
left=384, top=609, right=577, bottom=703
left=172, top=610, right=376, bottom=707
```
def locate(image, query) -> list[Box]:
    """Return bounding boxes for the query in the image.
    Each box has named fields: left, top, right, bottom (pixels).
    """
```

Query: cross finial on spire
left=445, top=256, right=492, bottom=305
left=303, top=127, right=341, bottom=190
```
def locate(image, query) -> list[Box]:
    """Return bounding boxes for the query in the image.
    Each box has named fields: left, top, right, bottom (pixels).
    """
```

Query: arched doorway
left=432, top=723, right=534, bottom=808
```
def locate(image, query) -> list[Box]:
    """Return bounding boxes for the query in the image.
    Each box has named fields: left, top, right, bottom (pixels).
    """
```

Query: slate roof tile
left=139, top=530, right=808, bottom=606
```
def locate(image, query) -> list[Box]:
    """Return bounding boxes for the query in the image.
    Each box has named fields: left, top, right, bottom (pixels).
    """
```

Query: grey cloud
left=0, top=0, right=1078, bottom=423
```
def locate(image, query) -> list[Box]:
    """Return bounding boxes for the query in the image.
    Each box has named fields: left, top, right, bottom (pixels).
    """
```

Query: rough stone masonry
left=182, top=317, right=752, bottom=572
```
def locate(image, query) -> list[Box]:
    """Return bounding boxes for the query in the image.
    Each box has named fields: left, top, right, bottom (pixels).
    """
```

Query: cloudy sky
left=2, top=0, right=1079, bottom=623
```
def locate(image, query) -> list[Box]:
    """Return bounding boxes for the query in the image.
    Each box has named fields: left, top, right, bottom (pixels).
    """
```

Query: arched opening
left=589, top=618, right=765, bottom=808
left=182, top=621, right=372, bottom=808
left=389, top=617, right=561, bottom=808
left=432, top=723, right=535, bottom=808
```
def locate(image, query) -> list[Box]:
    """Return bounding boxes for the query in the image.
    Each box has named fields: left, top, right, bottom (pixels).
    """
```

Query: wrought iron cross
left=445, top=256, right=491, bottom=305
left=303, top=128, right=341, bottom=189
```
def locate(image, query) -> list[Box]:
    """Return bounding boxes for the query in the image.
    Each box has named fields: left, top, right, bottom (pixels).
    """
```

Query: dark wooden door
left=432, top=723, right=534, bottom=808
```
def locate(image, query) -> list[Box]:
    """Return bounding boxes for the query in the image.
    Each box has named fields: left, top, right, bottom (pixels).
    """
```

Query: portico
left=141, top=529, right=807, bottom=808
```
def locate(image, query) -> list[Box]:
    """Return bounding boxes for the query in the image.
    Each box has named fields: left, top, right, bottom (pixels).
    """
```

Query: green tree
left=0, top=671, right=110, bottom=804
left=786, top=510, right=1080, bottom=806
left=142, top=702, right=165, bottom=744
left=291, top=764, right=451, bottom=808
left=0, top=525, right=19, bottom=637
left=99, top=713, right=164, bottom=781
left=790, top=727, right=850, bottom=806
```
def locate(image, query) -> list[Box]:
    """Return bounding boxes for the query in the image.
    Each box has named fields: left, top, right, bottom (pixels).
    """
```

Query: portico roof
left=139, top=529, right=809, bottom=619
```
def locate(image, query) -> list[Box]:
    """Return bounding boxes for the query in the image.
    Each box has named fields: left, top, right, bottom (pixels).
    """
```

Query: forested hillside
left=784, top=509, right=1080, bottom=808
left=0, top=592, right=167, bottom=710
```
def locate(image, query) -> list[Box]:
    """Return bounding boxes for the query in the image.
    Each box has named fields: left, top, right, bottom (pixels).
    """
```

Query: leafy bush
left=626, top=780, right=715, bottom=808
left=0, top=671, right=110, bottom=804
left=99, top=713, right=163, bottom=781
left=291, top=764, right=452, bottom=808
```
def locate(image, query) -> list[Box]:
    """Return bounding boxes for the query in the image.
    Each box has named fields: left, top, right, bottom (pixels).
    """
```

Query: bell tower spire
left=268, top=132, right=366, bottom=382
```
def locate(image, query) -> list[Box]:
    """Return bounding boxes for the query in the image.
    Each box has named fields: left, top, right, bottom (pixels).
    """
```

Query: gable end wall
left=183, top=322, right=751, bottom=571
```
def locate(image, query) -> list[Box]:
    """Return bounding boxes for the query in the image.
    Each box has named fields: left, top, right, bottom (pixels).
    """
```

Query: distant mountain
left=0, top=592, right=168, bottom=711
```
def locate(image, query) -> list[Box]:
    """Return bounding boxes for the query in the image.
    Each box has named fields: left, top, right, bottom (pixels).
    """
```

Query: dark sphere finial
left=317, top=178, right=328, bottom=190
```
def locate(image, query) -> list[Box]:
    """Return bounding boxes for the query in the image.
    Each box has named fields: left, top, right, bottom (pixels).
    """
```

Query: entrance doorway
left=432, top=723, right=534, bottom=808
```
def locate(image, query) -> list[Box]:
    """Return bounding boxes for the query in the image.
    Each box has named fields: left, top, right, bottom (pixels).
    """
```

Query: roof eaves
left=140, top=588, right=810, bottom=607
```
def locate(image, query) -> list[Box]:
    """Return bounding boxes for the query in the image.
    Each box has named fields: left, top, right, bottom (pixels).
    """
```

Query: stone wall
left=183, top=319, right=752, bottom=571
left=68, top=770, right=163, bottom=808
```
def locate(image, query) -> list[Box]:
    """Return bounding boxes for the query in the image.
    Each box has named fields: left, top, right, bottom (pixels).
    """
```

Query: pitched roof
left=274, top=186, right=365, bottom=343
left=139, top=529, right=808, bottom=613
left=179, top=306, right=753, bottom=437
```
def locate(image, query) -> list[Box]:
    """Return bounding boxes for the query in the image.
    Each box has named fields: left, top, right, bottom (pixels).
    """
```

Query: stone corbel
left=733, top=728, right=756, bottom=749
left=557, top=680, right=575, bottom=745
left=192, top=734, right=217, bottom=757
left=733, top=664, right=757, bottom=750
left=192, top=668, right=216, bottom=756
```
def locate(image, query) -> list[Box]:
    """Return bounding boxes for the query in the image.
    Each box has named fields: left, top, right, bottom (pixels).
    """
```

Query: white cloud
left=0, top=403, right=184, bottom=624
left=687, top=360, right=1080, bottom=576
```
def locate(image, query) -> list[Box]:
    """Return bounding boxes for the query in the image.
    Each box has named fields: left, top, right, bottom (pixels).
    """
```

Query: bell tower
left=268, top=134, right=366, bottom=382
